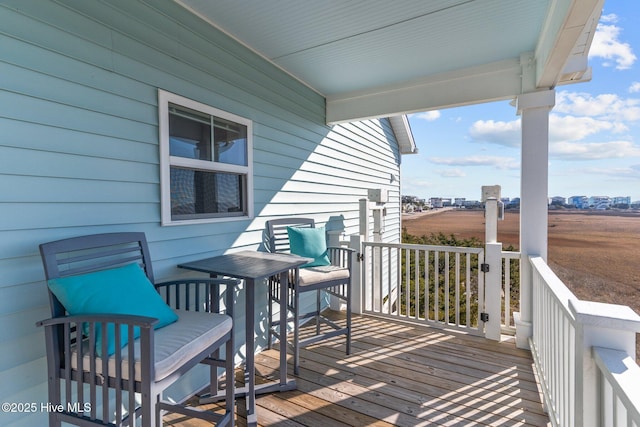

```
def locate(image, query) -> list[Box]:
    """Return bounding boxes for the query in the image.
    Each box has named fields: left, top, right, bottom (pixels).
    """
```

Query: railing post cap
left=569, top=299, right=640, bottom=332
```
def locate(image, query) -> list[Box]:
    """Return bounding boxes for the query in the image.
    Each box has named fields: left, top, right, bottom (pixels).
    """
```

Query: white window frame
left=158, top=89, right=254, bottom=226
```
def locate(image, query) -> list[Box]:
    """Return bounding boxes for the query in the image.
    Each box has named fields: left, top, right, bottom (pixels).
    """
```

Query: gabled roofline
left=535, top=0, right=604, bottom=88
left=389, top=115, right=417, bottom=155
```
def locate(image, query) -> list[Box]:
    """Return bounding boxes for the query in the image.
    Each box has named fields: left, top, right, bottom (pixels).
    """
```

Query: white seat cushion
left=72, top=310, right=232, bottom=382
left=298, top=265, right=349, bottom=286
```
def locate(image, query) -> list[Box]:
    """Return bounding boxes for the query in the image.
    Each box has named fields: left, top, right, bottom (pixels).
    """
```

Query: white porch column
left=515, top=89, right=555, bottom=349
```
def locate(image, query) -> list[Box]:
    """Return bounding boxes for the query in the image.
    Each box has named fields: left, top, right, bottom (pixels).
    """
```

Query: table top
left=178, top=250, right=312, bottom=280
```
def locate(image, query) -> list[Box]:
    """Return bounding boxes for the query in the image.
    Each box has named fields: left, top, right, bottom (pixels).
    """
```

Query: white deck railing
left=529, top=256, right=640, bottom=427
left=593, top=347, right=640, bottom=425
left=356, top=240, right=522, bottom=337
left=360, top=241, right=486, bottom=335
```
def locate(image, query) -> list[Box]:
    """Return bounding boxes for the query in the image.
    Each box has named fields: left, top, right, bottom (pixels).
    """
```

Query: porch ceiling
left=176, top=0, right=604, bottom=124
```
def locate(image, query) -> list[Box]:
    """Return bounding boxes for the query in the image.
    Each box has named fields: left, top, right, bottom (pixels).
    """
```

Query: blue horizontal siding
left=0, top=118, right=158, bottom=164
left=0, top=1, right=404, bottom=423
left=1, top=91, right=157, bottom=143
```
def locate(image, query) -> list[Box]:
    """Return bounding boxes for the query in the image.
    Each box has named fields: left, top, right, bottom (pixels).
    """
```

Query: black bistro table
left=178, top=250, right=311, bottom=426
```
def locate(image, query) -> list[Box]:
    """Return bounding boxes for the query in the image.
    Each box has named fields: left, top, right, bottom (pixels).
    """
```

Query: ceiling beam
left=326, top=59, right=521, bottom=124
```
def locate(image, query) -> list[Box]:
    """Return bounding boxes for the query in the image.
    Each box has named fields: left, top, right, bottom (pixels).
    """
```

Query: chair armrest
left=37, top=313, right=158, bottom=329
left=327, top=247, right=356, bottom=269
left=154, top=278, right=239, bottom=317
left=37, top=313, right=159, bottom=380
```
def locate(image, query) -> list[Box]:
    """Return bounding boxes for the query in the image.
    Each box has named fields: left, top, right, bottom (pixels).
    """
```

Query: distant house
left=568, top=195, right=589, bottom=209
left=612, top=196, right=631, bottom=207
left=430, top=197, right=444, bottom=208
left=464, top=200, right=482, bottom=208
left=589, top=196, right=611, bottom=209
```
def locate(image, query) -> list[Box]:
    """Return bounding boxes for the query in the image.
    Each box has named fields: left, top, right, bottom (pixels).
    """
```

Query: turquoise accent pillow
left=287, top=226, right=331, bottom=268
left=47, top=262, right=178, bottom=356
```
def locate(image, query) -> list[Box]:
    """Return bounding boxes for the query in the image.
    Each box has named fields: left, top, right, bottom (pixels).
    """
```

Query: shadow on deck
left=167, top=313, right=549, bottom=426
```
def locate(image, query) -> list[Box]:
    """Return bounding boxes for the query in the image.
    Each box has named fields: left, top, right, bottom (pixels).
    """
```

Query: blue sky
left=402, top=0, right=640, bottom=202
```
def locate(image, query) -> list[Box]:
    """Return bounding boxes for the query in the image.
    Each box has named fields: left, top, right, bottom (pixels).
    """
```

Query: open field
left=403, top=209, right=640, bottom=313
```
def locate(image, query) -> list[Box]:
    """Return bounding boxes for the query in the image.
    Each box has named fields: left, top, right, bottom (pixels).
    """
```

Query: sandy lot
left=403, top=209, right=640, bottom=310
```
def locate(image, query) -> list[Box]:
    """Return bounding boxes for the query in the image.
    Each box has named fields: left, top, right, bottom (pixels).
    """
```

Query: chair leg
left=155, top=395, right=162, bottom=427
left=209, top=348, right=221, bottom=398
left=346, top=283, right=352, bottom=355
left=293, top=286, right=300, bottom=375
left=48, top=377, right=62, bottom=427
left=225, top=332, right=235, bottom=427
left=140, top=389, right=158, bottom=427
left=49, top=413, right=61, bottom=427
left=315, top=289, right=321, bottom=335
left=267, top=278, right=273, bottom=350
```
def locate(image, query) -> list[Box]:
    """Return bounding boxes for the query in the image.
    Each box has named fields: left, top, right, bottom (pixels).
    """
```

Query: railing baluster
left=389, top=248, right=402, bottom=311
left=434, top=250, right=439, bottom=322
left=424, top=250, right=430, bottom=321
left=504, top=258, right=511, bottom=326
left=444, top=251, right=449, bottom=324
left=404, top=248, right=410, bottom=317
left=414, top=249, right=420, bottom=320
left=379, top=245, right=382, bottom=313
left=387, top=248, right=401, bottom=315
left=455, top=252, right=460, bottom=326
left=465, top=252, right=471, bottom=327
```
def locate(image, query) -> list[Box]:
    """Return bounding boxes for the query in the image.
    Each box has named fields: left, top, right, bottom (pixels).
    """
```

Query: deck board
left=166, top=313, right=549, bottom=426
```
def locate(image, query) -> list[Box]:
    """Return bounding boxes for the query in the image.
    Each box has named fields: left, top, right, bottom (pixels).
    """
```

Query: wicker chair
left=37, top=232, right=235, bottom=427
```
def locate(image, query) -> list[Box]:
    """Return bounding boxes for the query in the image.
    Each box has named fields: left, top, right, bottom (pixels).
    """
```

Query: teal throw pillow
left=287, top=226, right=331, bottom=268
left=47, top=262, right=178, bottom=356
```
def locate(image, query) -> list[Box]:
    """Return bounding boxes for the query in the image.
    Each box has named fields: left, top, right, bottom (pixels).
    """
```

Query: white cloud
left=630, top=82, right=640, bottom=93
left=468, top=119, right=521, bottom=147
left=589, top=16, right=636, bottom=70
left=571, top=164, right=640, bottom=179
left=467, top=92, right=640, bottom=160
left=401, top=176, right=436, bottom=195
left=438, top=168, right=466, bottom=178
left=411, top=110, right=441, bottom=121
left=429, top=155, right=519, bottom=170
left=466, top=114, right=638, bottom=161
left=555, top=91, right=640, bottom=122
left=599, top=13, right=618, bottom=24
left=550, top=140, right=640, bottom=160
left=549, top=114, right=627, bottom=142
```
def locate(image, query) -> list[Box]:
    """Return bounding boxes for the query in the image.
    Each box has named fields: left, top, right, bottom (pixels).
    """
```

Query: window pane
left=214, top=117, right=247, bottom=166
left=169, top=106, right=212, bottom=161
left=170, top=167, right=245, bottom=219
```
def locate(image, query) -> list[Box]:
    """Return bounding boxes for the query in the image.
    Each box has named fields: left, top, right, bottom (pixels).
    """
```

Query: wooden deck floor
left=167, top=313, right=549, bottom=427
